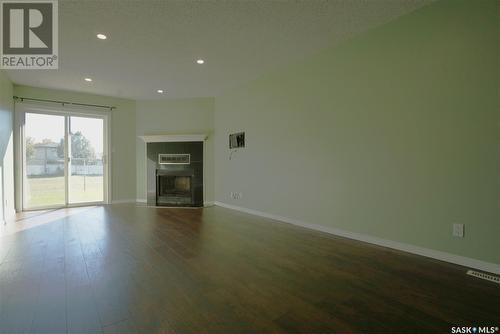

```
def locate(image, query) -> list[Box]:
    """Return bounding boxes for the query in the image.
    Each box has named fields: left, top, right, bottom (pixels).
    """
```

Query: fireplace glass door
left=157, top=174, right=193, bottom=206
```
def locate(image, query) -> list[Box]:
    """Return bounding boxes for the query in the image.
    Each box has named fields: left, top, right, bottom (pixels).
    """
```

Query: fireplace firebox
left=156, top=170, right=195, bottom=206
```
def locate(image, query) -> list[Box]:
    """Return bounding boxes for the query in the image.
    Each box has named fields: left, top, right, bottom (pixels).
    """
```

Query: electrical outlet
left=453, top=224, right=464, bottom=238
left=230, top=192, right=243, bottom=200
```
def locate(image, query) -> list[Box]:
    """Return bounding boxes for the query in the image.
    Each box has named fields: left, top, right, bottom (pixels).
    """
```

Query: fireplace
left=147, top=141, right=204, bottom=207
left=156, top=170, right=195, bottom=206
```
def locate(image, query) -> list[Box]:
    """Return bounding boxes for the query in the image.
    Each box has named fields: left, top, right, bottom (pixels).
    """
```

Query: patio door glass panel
left=69, top=116, right=104, bottom=204
left=24, top=113, right=66, bottom=209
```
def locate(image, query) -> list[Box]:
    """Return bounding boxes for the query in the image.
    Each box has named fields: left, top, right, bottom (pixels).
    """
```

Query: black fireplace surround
left=147, top=141, right=203, bottom=207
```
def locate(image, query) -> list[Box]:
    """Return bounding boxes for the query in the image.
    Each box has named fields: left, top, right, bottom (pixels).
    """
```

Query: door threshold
left=22, top=202, right=105, bottom=212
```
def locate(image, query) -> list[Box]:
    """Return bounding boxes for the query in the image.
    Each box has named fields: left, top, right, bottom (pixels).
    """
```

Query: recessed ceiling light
left=84, top=78, right=92, bottom=82
left=157, top=89, right=164, bottom=94
left=196, top=59, right=205, bottom=64
left=96, top=33, right=107, bottom=40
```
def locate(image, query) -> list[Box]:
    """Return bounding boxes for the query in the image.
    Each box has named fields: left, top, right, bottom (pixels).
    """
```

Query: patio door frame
left=15, top=102, right=111, bottom=211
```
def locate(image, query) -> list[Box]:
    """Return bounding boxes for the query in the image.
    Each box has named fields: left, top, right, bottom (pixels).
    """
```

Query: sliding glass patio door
left=68, top=116, right=104, bottom=204
left=23, top=110, right=108, bottom=210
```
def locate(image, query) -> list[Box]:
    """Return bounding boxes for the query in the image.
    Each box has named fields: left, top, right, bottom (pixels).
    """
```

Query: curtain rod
left=13, top=96, right=116, bottom=110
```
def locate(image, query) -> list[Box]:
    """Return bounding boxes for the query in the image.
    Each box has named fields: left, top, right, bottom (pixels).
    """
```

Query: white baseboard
left=5, top=210, right=16, bottom=223
left=136, top=198, right=147, bottom=204
left=214, top=201, right=500, bottom=275
left=2, top=210, right=16, bottom=224
left=204, top=201, right=215, bottom=207
left=111, top=199, right=136, bottom=204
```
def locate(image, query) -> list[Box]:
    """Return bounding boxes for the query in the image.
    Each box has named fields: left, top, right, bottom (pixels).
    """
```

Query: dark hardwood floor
left=0, top=204, right=499, bottom=333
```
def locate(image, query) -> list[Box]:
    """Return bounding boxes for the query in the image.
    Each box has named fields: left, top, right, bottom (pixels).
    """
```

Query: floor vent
left=466, top=270, right=500, bottom=284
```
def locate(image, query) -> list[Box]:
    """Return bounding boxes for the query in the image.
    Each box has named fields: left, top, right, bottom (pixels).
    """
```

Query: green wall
left=135, top=98, right=215, bottom=202
left=13, top=85, right=137, bottom=202
left=0, top=71, right=15, bottom=222
left=214, top=0, right=500, bottom=264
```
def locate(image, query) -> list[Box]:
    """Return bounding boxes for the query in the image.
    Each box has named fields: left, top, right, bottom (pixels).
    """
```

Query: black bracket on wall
left=229, top=132, right=245, bottom=149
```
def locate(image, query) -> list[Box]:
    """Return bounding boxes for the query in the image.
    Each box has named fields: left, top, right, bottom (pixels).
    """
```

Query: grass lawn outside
left=26, top=175, right=103, bottom=208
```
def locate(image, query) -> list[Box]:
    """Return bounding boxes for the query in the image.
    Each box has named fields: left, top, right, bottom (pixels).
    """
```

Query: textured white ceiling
left=6, top=0, right=431, bottom=99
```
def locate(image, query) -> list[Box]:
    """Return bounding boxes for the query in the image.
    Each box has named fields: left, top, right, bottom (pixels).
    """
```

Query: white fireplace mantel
left=139, top=134, right=208, bottom=143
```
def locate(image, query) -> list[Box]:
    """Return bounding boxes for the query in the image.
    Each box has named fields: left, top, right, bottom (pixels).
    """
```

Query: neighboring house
left=27, top=142, right=103, bottom=176
left=27, top=143, right=64, bottom=176
left=33, top=142, right=60, bottom=161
